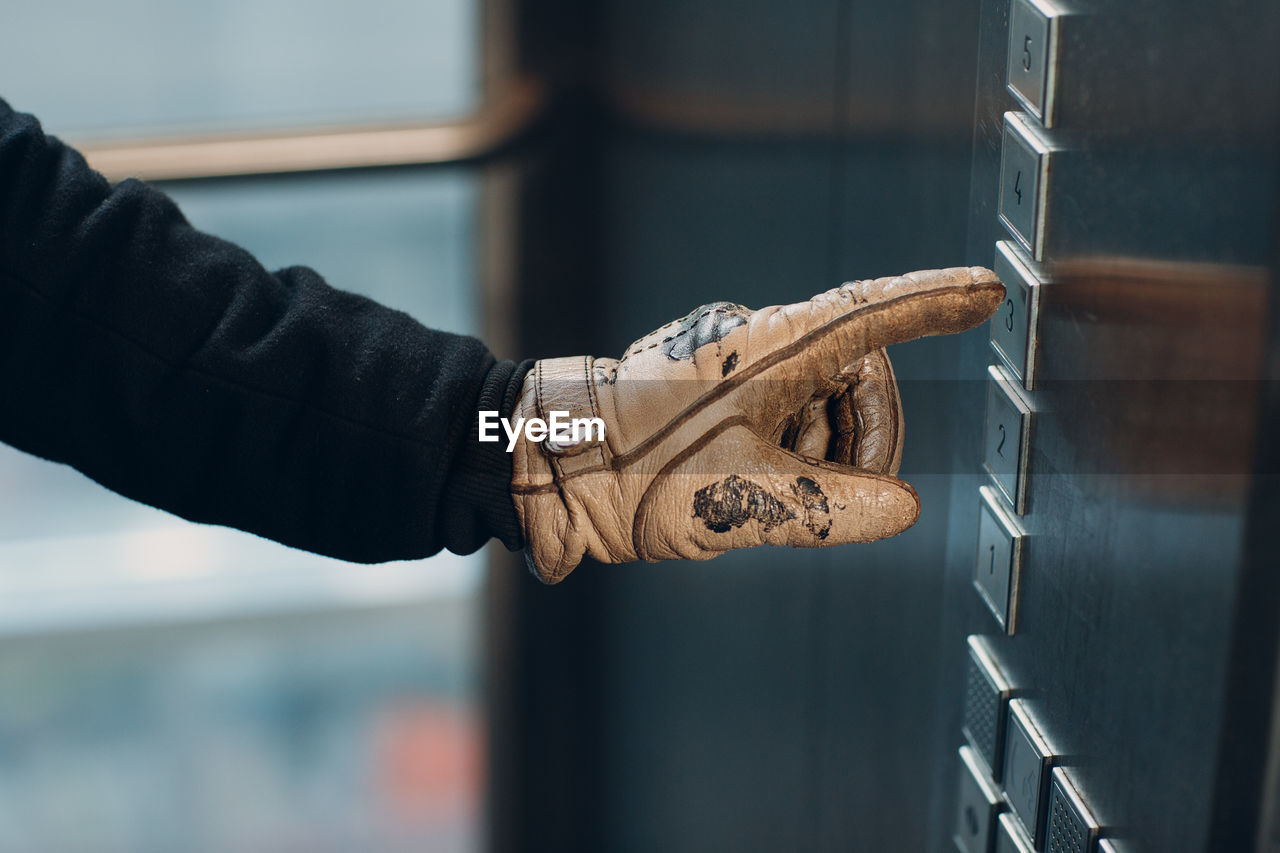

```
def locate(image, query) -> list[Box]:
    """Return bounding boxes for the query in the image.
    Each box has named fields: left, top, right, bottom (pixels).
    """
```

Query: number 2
left=996, top=423, right=1007, bottom=457
left=1013, top=170, right=1023, bottom=205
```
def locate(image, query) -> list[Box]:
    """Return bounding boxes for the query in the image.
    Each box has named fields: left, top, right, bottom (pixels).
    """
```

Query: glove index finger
left=758, top=267, right=1004, bottom=383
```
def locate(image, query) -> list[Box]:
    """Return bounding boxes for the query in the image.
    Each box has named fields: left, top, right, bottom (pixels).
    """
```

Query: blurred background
left=1, top=0, right=1279, bottom=851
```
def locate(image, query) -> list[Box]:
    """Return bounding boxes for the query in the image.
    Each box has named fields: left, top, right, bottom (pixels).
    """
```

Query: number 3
left=1004, top=298, right=1015, bottom=332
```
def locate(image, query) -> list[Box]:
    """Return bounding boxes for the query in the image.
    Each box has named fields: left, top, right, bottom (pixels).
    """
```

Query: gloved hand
left=512, top=267, right=1004, bottom=583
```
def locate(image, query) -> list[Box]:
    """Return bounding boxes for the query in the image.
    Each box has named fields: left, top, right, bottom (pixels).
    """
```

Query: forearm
left=0, top=97, right=526, bottom=561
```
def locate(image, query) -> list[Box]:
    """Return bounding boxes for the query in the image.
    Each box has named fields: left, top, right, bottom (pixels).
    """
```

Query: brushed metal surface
left=938, top=1, right=1280, bottom=852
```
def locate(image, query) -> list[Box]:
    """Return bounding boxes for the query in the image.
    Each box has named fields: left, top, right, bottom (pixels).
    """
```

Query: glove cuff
left=511, top=356, right=624, bottom=583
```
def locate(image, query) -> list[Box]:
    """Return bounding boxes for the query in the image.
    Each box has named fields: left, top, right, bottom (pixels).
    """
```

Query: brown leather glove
left=512, top=267, right=1004, bottom=583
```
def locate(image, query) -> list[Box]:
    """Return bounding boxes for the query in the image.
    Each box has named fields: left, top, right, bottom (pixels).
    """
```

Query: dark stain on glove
left=693, top=474, right=795, bottom=533
left=791, top=476, right=832, bottom=540
left=721, top=351, right=739, bottom=376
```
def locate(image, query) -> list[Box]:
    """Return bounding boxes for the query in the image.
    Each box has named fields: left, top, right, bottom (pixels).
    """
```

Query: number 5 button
left=984, top=364, right=1033, bottom=514
left=1007, top=0, right=1067, bottom=127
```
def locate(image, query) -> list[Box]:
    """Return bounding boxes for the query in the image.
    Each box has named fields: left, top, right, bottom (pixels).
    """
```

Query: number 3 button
left=990, top=240, right=1045, bottom=389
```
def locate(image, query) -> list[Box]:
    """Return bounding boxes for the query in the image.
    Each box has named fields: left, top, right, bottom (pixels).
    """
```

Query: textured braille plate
left=962, top=635, right=1015, bottom=777
left=1046, top=767, right=1102, bottom=853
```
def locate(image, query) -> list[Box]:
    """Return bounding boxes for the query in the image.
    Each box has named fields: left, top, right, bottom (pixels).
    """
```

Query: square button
left=962, top=635, right=1016, bottom=776
left=955, top=746, right=1005, bottom=853
left=996, top=812, right=1036, bottom=853
left=1002, top=699, right=1059, bottom=847
left=974, top=486, right=1026, bottom=633
left=1007, top=0, right=1066, bottom=126
left=1046, top=768, right=1103, bottom=853
left=998, top=112, right=1056, bottom=261
left=983, top=365, right=1034, bottom=514
left=990, top=240, right=1046, bottom=390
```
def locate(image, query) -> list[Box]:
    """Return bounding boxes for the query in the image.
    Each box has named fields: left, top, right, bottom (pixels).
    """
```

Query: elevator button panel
left=962, top=634, right=1017, bottom=775
left=974, top=486, right=1026, bottom=633
left=1046, top=768, right=1103, bottom=853
left=955, top=745, right=1005, bottom=853
left=1003, top=699, right=1059, bottom=847
left=996, top=812, right=1036, bottom=853
left=984, top=365, right=1033, bottom=514
left=1006, top=0, right=1066, bottom=127
left=999, top=112, right=1056, bottom=261
left=1096, top=840, right=1124, bottom=853
left=990, top=241, right=1045, bottom=390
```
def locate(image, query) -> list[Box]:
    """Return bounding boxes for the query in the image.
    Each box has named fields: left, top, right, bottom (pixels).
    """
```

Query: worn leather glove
left=512, top=267, right=1004, bottom=583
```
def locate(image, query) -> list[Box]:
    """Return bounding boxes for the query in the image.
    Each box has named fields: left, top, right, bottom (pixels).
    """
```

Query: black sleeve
left=0, top=97, right=531, bottom=562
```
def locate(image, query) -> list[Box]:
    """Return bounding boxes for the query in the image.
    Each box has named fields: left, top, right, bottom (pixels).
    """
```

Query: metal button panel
left=1006, top=0, right=1066, bottom=126
left=1002, top=699, right=1059, bottom=847
left=990, top=240, right=1046, bottom=390
left=1046, top=768, right=1103, bottom=853
left=995, top=812, right=1036, bottom=853
left=999, top=112, right=1057, bottom=261
left=962, top=635, right=1016, bottom=777
left=975, top=486, right=1026, bottom=633
left=1096, top=840, right=1126, bottom=853
left=983, top=364, right=1034, bottom=514
left=955, top=745, right=1006, bottom=853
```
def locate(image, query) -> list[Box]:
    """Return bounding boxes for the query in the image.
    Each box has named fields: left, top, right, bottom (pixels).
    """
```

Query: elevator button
left=996, top=813, right=1036, bottom=853
left=983, top=364, right=1033, bottom=514
left=990, top=241, right=1045, bottom=390
left=1003, top=699, right=1059, bottom=847
left=962, top=635, right=1017, bottom=775
left=955, top=745, right=1005, bottom=853
left=999, top=112, right=1056, bottom=261
left=1007, top=0, right=1065, bottom=127
left=1046, top=768, right=1103, bottom=853
left=974, top=486, right=1026, bottom=634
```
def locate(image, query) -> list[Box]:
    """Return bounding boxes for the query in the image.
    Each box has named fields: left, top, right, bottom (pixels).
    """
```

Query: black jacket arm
left=0, top=97, right=528, bottom=562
